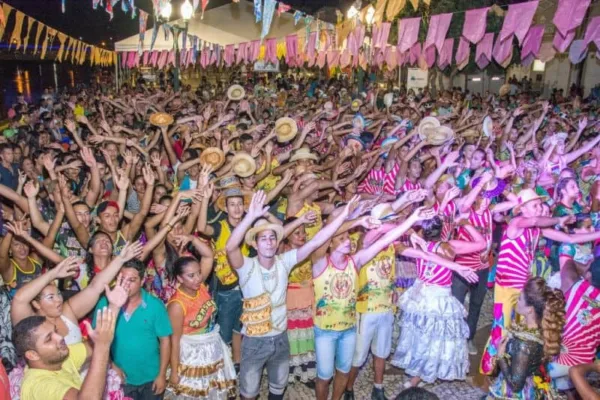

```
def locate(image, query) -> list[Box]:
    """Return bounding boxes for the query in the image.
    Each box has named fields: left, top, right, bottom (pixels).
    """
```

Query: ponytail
left=540, top=287, right=566, bottom=359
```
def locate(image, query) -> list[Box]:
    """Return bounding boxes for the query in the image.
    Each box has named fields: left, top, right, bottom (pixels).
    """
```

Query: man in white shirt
left=226, top=191, right=358, bottom=400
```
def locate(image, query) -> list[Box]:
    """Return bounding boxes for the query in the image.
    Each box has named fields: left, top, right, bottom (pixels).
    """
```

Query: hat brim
left=513, top=195, right=548, bottom=214
left=149, top=112, right=174, bottom=127
left=199, top=148, right=225, bottom=170
left=290, top=153, right=319, bottom=162
left=244, top=223, right=284, bottom=247
left=231, top=154, right=257, bottom=178
left=216, top=192, right=251, bottom=212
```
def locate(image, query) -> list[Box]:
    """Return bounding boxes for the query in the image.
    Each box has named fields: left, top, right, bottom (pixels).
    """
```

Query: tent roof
left=115, top=2, right=325, bottom=51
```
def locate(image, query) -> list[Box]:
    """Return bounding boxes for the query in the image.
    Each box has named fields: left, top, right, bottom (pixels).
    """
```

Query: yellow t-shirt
left=21, top=343, right=87, bottom=400
left=257, top=158, right=281, bottom=192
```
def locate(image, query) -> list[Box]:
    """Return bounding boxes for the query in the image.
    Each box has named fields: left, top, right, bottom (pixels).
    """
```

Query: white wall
left=542, top=57, right=572, bottom=97
left=581, top=53, right=600, bottom=96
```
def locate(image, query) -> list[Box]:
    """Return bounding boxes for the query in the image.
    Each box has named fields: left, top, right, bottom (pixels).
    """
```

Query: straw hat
left=244, top=218, right=284, bottom=247
left=290, top=148, right=319, bottom=162
left=215, top=175, right=240, bottom=189
left=275, top=117, right=298, bottom=143
left=425, top=126, right=455, bottom=145
left=513, top=188, right=548, bottom=214
left=370, top=203, right=398, bottom=221
left=351, top=99, right=363, bottom=112
left=190, top=143, right=207, bottom=150
left=215, top=188, right=252, bottom=212
left=383, top=93, right=394, bottom=108
left=227, top=85, right=246, bottom=101
left=149, top=112, right=174, bottom=127
left=499, top=84, right=511, bottom=97
left=418, top=116, right=441, bottom=139
left=231, top=152, right=257, bottom=178
left=199, top=147, right=225, bottom=170
left=482, top=116, right=494, bottom=137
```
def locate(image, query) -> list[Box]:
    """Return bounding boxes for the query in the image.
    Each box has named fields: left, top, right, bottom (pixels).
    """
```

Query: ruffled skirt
left=391, top=280, right=470, bottom=383
left=165, top=326, right=237, bottom=399
left=287, top=284, right=316, bottom=383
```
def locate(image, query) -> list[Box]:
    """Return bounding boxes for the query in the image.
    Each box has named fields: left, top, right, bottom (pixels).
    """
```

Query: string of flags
left=118, top=0, right=600, bottom=71
left=0, top=2, right=115, bottom=66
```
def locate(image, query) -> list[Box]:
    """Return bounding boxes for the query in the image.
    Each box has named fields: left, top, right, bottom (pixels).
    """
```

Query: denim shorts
left=214, top=289, right=242, bottom=344
left=352, top=311, right=394, bottom=367
left=239, top=332, right=290, bottom=398
left=314, top=325, right=357, bottom=380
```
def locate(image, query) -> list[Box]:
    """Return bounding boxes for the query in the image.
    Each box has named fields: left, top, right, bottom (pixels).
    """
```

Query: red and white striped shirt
left=433, top=200, right=457, bottom=242
left=416, top=241, right=453, bottom=287
left=455, top=208, right=493, bottom=271
left=495, top=227, right=540, bottom=290
left=396, top=179, right=422, bottom=194
left=358, top=163, right=400, bottom=195
left=555, top=279, right=600, bottom=366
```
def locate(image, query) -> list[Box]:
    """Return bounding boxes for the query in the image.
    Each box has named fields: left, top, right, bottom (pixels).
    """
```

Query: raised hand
left=443, top=186, right=461, bottom=203
left=344, top=195, right=361, bottom=219
left=6, top=221, right=28, bottom=238
left=300, top=210, right=317, bottom=224
left=150, top=153, right=162, bottom=168
left=409, top=233, right=427, bottom=251
left=410, top=206, right=436, bottom=222
left=142, top=164, right=156, bottom=186
left=579, top=117, right=588, bottom=131
left=18, top=170, right=27, bottom=187
left=118, top=241, right=144, bottom=262
left=52, top=257, right=81, bottom=279
left=105, top=275, right=131, bottom=309
left=150, top=204, right=168, bottom=214
left=115, top=170, right=130, bottom=192
left=83, top=307, right=116, bottom=347
left=443, top=150, right=460, bottom=167
left=80, top=147, right=97, bottom=168
left=89, top=135, right=105, bottom=145
left=42, top=155, right=57, bottom=173
left=23, top=180, right=40, bottom=198
left=172, top=234, right=193, bottom=250
left=360, top=216, right=383, bottom=230
left=65, top=119, right=77, bottom=133
left=247, top=190, right=269, bottom=221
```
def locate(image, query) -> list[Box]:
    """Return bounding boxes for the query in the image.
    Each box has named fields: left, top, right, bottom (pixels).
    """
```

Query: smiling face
left=331, top=231, right=351, bottom=255
left=288, top=225, right=307, bottom=248
left=10, top=237, right=30, bottom=259
left=89, top=232, right=113, bottom=258
left=176, top=260, right=203, bottom=291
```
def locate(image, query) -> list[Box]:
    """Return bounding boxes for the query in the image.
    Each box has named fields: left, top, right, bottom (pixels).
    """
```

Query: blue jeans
left=214, top=289, right=242, bottom=344
left=122, top=382, right=164, bottom=400
left=314, top=326, right=357, bottom=380
left=239, top=332, right=290, bottom=398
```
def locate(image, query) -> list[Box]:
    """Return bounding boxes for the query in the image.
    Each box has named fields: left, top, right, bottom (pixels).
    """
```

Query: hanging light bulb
left=181, top=0, right=193, bottom=20
left=160, top=1, right=172, bottom=20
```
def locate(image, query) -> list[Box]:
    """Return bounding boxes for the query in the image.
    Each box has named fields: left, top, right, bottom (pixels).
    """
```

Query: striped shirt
left=396, top=179, right=422, bottom=194
left=358, top=163, right=400, bottom=195
left=455, top=208, right=493, bottom=271
left=433, top=200, right=457, bottom=242
left=495, top=227, right=540, bottom=290
left=416, top=241, right=453, bottom=287
left=555, top=279, right=600, bottom=366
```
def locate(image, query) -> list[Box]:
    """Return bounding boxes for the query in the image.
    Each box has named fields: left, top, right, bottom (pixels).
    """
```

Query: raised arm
left=423, top=150, right=459, bottom=189
left=6, top=222, right=63, bottom=264
left=123, top=165, right=155, bottom=241
left=225, top=191, right=270, bottom=269
left=23, top=181, right=49, bottom=235
left=81, top=147, right=101, bottom=207
left=11, top=257, right=81, bottom=325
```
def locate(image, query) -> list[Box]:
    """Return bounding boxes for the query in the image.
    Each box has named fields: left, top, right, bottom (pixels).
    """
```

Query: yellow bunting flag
left=22, top=16, right=35, bottom=53
left=40, top=27, right=57, bottom=59
left=56, top=32, right=67, bottom=61
left=33, top=22, right=44, bottom=55
left=0, top=3, right=13, bottom=41
left=9, top=10, right=25, bottom=50
left=373, top=0, right=388, bottom=24
left=72, top=40, right=80, bottom=63
left=386, top=0, right=406, bottom=21
left=409, top=0, right=419, bottom=10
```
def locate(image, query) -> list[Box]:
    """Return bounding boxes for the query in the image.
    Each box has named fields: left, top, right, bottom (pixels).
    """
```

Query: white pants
left=352, top=311, right=394, bottom=367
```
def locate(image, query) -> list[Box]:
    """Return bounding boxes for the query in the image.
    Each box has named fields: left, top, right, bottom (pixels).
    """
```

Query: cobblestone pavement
left=255, top=292, right=495, bottom=399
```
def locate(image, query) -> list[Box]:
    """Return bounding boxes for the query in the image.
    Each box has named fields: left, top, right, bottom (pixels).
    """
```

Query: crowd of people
left=0, top=73, right=599, bottom=400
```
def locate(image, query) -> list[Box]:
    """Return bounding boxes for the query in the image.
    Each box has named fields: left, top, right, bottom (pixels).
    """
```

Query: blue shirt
left=94, top=289, right=172, bottom=385
left=0, top=163, right=19, bottom=190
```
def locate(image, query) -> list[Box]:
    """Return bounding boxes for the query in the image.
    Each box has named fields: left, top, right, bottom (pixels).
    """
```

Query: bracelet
left=166, top=224, right=174, bottom=232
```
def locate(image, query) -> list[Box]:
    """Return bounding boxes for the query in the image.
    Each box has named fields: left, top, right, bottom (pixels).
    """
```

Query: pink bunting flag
left=499, top=1, right=538, bottom=45
left=493, top=34, right=513, bottom=65
left=340, top=49, right=351, bottom=68
left=397, top=51, right=406, bottom=67
left=397, top=17, right=420, bottom=53
left=422, top=45, right=436, bottom=68
left=167, top=50, right=176, bottom=66
left=317, top=51, right=327, bottom=68
left=224, top=44, right=234, bottom=66
left=569, top=39, right=587, bottom=64
left=408, top=42, right=421, bottom=65
left=463, top=7, right=489, bottom=44
left=265, top=38, right=277, bottom=64
left=553, top=30, right=576, bottom=53
left=150, top=50, right=159, bottom=66
left=424, top=13, right=452, bottom=53
left=327, top=50, right=340, bottom=67
left=142, top=51, right=150, bottom=65
left=277, top=2, right=291, bottom=16
left=285, top=35, right=297, bottom=65
left=521, top=25, right=544, bottom=60
left=553, top=0, right=590, bottom=37
left=306, top=31, right=317, bottom=59
left=583, top=16, right=600, bottom=47
left=455, top=37, right=470, bottom=65
left=249, top=40, right=260, bottom=62
left=437, top=38, right=453, bottom=69
left=372, top=22, right=391, bottom=48
left=475, top=32, right=493, bottom=69
left=236, top=42, right=247, bottom=64
left=157, top=50, right=169, bottom=69
left=385, top=46, right=397, bottom=70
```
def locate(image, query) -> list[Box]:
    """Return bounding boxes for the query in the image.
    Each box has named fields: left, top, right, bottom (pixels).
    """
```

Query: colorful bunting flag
left=463, top=7, right=488, bottom=45
left=261, top=0, right=277, bottom=39
left=277, top=2, right=291, bottom=17
left=424, top=13, right=452, bottom=53
left=254, top=0, right=262, bottom=22
left=499, top=1, right=538, bottom=45
left=293, top=10, right=302, bottom=25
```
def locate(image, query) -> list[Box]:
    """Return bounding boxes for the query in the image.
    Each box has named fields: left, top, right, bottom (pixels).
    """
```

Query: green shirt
left=94, top=289, right=172, bottom=385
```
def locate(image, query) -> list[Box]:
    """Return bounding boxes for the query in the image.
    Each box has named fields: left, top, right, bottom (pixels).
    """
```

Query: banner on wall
left=406, top=68, right=428, bottom=90
left=253, top=59, right=280, bottom=72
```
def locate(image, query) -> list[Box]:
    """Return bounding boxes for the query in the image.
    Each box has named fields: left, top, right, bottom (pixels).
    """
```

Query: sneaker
left=344, top=390, right=355, bottom=400
left=468, top=340, right=478, bottom=355
left=371, top=387, right=388, bottom=400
